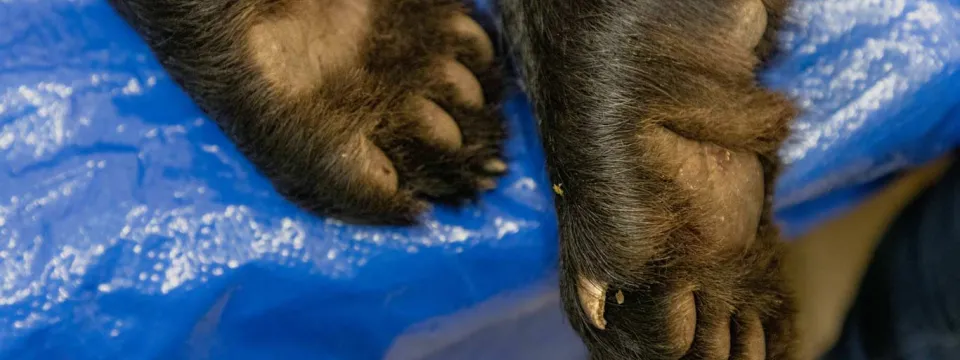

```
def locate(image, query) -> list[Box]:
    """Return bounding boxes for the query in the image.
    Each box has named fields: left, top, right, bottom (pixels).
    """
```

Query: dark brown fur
left=500, top=0, right=799, bottom=359
left=108, top=0, right=508, bottom=225
left=108, top=0, right=799, bottom=358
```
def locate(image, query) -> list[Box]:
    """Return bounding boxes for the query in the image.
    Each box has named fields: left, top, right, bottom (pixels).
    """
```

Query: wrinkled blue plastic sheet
left=1, top=0, right=959, bottom=359
left=766, top=1, right=960, bottom=235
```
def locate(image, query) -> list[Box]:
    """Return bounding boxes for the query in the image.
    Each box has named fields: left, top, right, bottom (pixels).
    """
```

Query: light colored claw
left=477, top=178, right=497, bottom=190
left=577, top=276, right=609, bottom=330
left=483, top=159, right=507, bottom=173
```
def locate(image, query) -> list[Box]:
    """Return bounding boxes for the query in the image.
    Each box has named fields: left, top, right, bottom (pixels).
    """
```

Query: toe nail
left=483, top=159, right=507, bottom=173
left=478, top=178, right=497, bottom=190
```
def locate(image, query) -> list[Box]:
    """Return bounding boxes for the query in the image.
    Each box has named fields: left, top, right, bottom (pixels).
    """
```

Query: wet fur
left=108, top=0, right=799, bottom=359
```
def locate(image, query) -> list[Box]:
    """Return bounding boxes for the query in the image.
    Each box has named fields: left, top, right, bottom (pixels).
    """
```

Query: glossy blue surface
left=767, top=0, right=960, bottom=235
left=1, top=0, right=958, bottom=359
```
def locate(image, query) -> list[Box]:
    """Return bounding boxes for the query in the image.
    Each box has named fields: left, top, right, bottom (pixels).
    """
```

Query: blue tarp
left=1, top=0, right=958, bottom=359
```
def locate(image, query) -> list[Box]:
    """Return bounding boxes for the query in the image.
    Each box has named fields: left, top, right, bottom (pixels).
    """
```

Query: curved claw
left=578, top=276, right=609, bottom=330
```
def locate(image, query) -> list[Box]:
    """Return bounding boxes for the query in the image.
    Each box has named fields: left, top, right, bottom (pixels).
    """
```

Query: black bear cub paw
left=112, top=0, right=507, bottom=224
left=549, top=0, right=799, bottom=358
left=243, top=0, right=508, bottom=223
